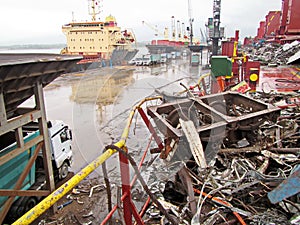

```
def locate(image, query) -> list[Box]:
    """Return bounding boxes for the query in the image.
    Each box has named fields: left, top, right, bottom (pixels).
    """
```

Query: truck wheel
left=24, top=197, right=37, bottom=213
left=59, top=161, right=69, bottom=180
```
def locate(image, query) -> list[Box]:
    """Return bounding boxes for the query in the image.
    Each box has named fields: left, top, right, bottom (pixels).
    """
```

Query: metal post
left=138, top=108, right=164, bottom=150
left=119, top=149, right=133, bottom=225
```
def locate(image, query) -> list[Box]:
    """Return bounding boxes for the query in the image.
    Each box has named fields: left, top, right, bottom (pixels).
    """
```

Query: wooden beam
left=0, top=135, right=43, bottom=167
left=0, top=190, right=50, bottom=197
left=15, top=127, right=24, bottom=148
left=0, top=109, right=41, bottom=136
left=34, top=82, right=56, bottom=213
left=0, top=92, right=7, bottom=126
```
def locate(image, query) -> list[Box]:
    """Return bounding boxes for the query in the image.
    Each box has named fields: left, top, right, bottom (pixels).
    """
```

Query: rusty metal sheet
left=147, top=91, right=281, bottom=162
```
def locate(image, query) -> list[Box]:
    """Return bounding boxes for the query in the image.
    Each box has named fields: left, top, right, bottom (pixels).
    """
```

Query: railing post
left=138, top=108, right=164, bottom=150
left=119, top=148, right=133, bottom=225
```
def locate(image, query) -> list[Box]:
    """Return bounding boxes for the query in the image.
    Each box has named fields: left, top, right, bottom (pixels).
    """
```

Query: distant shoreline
left=0, top=43, right=66, bottom=50
left=0, top=42, right=147, bottom=50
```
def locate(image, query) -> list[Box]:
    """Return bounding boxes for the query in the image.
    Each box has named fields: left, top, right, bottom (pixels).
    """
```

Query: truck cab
left=45, top=120, right=73, bottom=179
left=142, top=54, right=152, bottom=66
left=190, top=52, right=200, bottom=66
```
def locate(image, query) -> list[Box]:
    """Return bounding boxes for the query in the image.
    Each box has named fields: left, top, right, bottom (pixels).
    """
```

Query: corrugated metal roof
left=0, top=53, right=82, bottom=118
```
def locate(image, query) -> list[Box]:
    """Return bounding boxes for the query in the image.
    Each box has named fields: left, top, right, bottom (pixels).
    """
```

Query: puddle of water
left=37, top=57, right=210, bottom=175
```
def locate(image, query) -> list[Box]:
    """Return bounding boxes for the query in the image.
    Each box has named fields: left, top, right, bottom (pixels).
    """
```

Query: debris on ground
left=34, top=90, right=300, bottom=225
left=248, top=40, right=300, bottom=66
left=136, top=91, right=300, bottom=224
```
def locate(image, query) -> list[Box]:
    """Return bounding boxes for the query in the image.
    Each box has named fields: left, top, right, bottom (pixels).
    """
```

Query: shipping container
left=221, top=41, right=235, bottom=57
left=265, top=11, right=281, bottom=37
left=257, top=21, right=266, bottom=39
left=280, top=0, right=300, bottom=34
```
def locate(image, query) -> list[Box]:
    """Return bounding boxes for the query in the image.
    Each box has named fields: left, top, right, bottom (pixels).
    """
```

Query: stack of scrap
left=250, top=41, right=300, bottom=66
left=141, top=92, right=300, bottom=225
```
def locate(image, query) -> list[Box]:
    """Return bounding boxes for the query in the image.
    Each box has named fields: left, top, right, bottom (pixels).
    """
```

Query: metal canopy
left=0, top=53, right=82, bottom=119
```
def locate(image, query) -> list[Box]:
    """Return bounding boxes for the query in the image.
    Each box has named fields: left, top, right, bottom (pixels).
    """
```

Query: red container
left=221, top=41, right=235, bottom=57
left=265, top=11, right=281, bottom=37
left=257, top=21, right=266, bottom=39
left=243, top=37, right=253, bottom=46
left=244, top=61, right=260, bottom=81
left=280, top=0, right=300, bottom=34
left=244, top=61, right=260, bottom=92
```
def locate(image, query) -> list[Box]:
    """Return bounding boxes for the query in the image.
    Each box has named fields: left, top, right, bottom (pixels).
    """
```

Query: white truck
left=0, top=120, right=73, bottom=222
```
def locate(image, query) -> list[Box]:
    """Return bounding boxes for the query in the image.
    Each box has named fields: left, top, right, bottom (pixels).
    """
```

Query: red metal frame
left=101, top=108, right=164, bottom=224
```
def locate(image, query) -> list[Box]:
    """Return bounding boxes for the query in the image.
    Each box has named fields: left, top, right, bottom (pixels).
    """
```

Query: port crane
left=142, top=21, right=169, bottom=40
left=171, top=16, right=176, bottom=41
left=187, top=0, right=194, bottom=45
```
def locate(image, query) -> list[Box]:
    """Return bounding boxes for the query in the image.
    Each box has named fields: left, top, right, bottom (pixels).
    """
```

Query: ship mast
left=88, top=0, right=101, bottom=21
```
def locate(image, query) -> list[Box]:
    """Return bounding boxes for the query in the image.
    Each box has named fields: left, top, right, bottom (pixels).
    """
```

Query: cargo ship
left=61, top=0, right=138, bottom=71
left=254, top=0, right=300, bottom=44
left=145, top=6, right=205, bottom=56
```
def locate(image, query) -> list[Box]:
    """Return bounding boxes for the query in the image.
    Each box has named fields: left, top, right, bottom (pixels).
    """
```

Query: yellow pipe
left=177, top=73, right=210, bottom=95
left=120, top=96, right=162, bottom=144
left=13, top=148, right=116, bottom=225
left=13, top=96, right=162, bottom=225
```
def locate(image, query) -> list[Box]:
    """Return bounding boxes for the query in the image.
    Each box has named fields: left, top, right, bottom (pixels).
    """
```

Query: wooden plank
left=0, top=135, right=43, bottom=166
left=0, top=92, right=7, bottom=126
left=15, top=127, right=24, bottom=148
left=35, top=82, right=56, bottom=213
left=179, top=118, right=207, bottom=168
left=0, top=190, right=50, bottom=197
left=0, top=109, right=41, bottom=136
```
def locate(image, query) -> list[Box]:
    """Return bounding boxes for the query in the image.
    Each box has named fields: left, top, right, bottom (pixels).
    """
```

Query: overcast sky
left=0, top=0, right=282, bottom=45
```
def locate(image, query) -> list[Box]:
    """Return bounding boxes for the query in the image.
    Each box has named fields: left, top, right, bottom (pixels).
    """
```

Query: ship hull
left=146, top=44, right=182, bottom=54
left=146, top=39, right=189, bottom=54
left=65, top=49, right=138, bottom=72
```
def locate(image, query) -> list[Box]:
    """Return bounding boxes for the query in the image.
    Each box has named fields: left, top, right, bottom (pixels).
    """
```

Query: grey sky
left=0, top=0, right=282, bottom=45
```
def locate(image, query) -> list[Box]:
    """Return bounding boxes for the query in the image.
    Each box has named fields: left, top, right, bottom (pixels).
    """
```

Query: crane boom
left=142, top=21, right=168, bottom=39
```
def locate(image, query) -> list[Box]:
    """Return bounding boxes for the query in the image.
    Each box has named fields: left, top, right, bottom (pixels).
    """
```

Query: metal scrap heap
left=140, top=91, right=300, bottom=225
left=249, top=40, right=300, bottom=66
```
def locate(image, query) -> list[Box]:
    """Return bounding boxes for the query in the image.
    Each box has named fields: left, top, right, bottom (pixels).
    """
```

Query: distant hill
left=0, top=43, right=66, bottom=50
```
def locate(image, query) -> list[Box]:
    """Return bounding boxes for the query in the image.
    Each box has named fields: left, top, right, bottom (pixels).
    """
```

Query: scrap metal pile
left=248, top=41, right=300, bottom=66
left=138, top=91, right=300, bottom=224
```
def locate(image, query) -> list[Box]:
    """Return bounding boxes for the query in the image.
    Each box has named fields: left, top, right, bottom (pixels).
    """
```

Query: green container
left=211, top=56, right=232, bottom=77
left=0, top=131, right=38, bottom=209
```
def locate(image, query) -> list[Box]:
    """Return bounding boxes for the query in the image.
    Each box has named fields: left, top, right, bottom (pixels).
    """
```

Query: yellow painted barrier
left=13, top=96, right=162, bottom=225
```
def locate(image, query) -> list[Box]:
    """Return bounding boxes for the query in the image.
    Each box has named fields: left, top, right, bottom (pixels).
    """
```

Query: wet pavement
left=40, top=57, right=209, bottom=175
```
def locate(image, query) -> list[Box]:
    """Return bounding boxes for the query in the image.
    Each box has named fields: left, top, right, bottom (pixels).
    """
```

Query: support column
left=0, top=92, right=7, bottom=126
left=34, top=82, right=56, bottom=212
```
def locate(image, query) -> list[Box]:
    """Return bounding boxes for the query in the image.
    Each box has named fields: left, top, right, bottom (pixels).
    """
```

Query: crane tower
left=212, top=0, right=221, bottom=55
